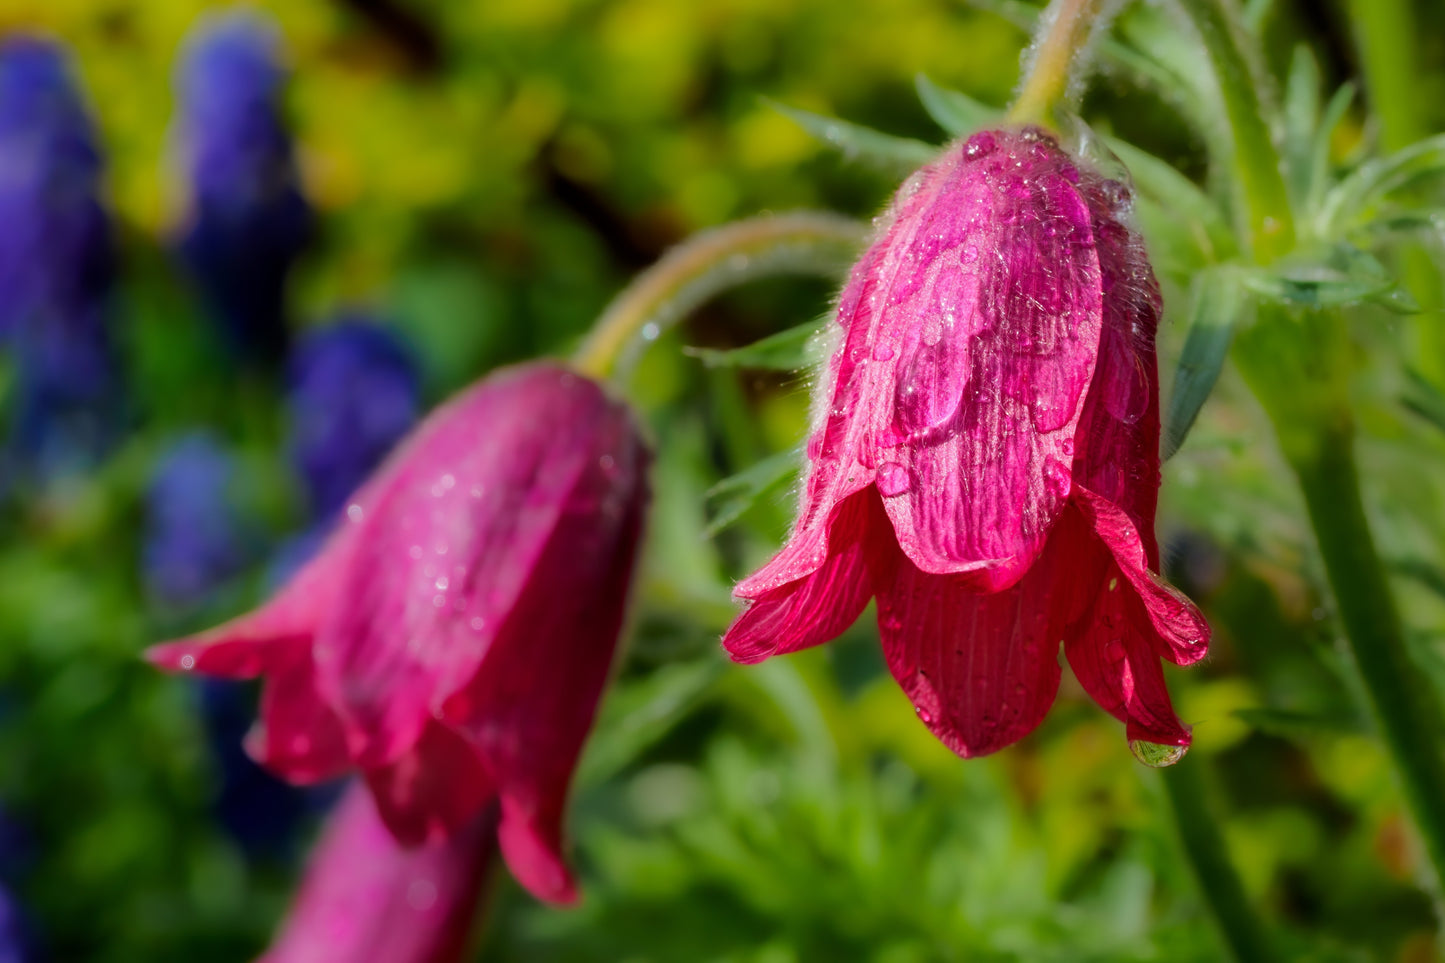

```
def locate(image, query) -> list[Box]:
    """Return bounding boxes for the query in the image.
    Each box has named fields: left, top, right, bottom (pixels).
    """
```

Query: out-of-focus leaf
left=1164, top=268, right=1246, bottom=459
left=1233, top=706, right=1366, bottom=737
left=1402, top=368, right=1445, bottom=436
left=704, top=446, right=801, bottom=537
left=914, top=74, right=998, bottom=136
left=1394, top=555, right=1445, bottom=601
left=767, top=101, right=938, bottom=176
left=576, top=656, right=727, bottom=789
left=1319, top=133, right=1445, bottom=235
left=1243, top=0, right=1278, bottom=31
left=1354, top=208, right=1445, bottom=244
left=1306, top=82, right=1356, bottom=217
left=1108, top=137, right=1236, bottom=269
left=684, top=317, right=826, bottom=372
left=1240, top=246, right=1419, bottom=312
left=1283, top=46, right=1321, bottom=211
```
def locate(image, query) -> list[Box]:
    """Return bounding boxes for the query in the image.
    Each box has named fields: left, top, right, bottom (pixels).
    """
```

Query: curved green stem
left=1006, top=0, right=1105, bottom=129
left=572, top=212, right=866, bottom=381
left=1174, top=0, right=1294, bottom=263
left=1161, top=759, right=1275, bottom=963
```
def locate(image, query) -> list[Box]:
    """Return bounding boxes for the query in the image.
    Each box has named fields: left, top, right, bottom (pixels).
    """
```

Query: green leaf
left=704, top=446, right=801, bottom=537
left=768, top=100, right=938, bottom=176
left=576, top=657, right=727, bottom=788
left=1394, top=554, right=1445, bottom=601
left=1163, top=268, right=1247, bottom=458
left=1306, top=82, right=1356, bottom=217
left=1282, top=45, right=1321, bottom=210
left=1233, top=706, right=1366, bottom=737
left=684, top=316, right=827, bottom=371
left=913, top=74, right=998, bottom=136
left=1319, top=133, right=1445, bottom=235
left=1107, top=137, right=1236, bottom=268
left=1240, top=245, right=1419, bottom=312
left=1402, top=368, right=1445, bottom=436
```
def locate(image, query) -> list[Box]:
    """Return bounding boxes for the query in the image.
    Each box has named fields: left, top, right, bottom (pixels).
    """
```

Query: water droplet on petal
left=179, top=654, right=195, bottom=670
left=346, top=504, right=364, bottom=523
left=1130, top=740, right=1189, bottom=768
left=1042, top=458, right=1071, bottom=498
left=876, top=462, right=911, bottom=496
left=872, top=342, right=895, bottom=361
left=963, top=131, right=996, bottom=160
left=915, top=705, right=934, bottom=724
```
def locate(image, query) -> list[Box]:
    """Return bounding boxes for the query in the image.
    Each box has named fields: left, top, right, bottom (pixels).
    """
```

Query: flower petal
left=363, top=721, right=496, bottom=847
left=872, top=506, right=1098, bottom=757
left=846, top=133, right=1102, bottom=588
left=244, top=647, right=352, bottom=784
left=258, top=782, right=496, bottom=963
left=314, top=364, right=641, bottom=769
left=1074, top=489, right=1209, bottom=666
left=725, top=489, right=880, bottom=664
left=1064, top=564, right=1193, bottom=748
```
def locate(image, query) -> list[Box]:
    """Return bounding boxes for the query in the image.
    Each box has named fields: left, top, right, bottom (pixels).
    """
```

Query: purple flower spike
left=724, top=127, right=1209, bottom=762
left=0, top=36, right=119, bottom=478
left=287, top=318, right=422, bottom=522
left=148, top=362, right=651, bottom=905
left=173, top=12, right=311, bottom=364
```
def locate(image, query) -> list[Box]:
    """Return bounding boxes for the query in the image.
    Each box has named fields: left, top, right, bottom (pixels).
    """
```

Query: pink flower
left=149, top=362, right=650, bottom=903
left=259, top=783, right=496, bottom=963
left=724, top=127, right=1209, bottom=761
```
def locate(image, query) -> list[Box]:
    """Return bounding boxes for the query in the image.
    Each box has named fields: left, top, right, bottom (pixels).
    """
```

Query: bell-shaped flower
left=149, top=362, right=650, bottom=903
left=724, top=127, right=1209, bottom=762
left=259, top=783, right=496, bottom=963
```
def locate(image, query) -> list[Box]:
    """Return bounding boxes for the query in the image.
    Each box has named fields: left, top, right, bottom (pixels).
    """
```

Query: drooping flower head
left=287, top=317, right=422, bottom=523
left=149, top=362, right=651, bottom=903
left=173, top=12, right=311, bottom=364
left=0, top=36, right=119, bottom=478
left=724, top=127, right=1209, bottom=762
left=259, top=783, right=495, bottom=963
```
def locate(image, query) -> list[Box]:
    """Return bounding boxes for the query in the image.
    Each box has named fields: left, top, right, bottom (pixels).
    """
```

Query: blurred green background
left=1, top=0, right=1444, bottom=960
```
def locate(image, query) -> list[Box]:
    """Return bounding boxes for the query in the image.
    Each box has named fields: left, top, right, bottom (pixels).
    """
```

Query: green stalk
left=1006, top=0, right=1105, bottom=129
left=1174, top=0, right=1294, bottom=263
left=1181, top=0, right=1445, bottom=901
left=1161, top=760, right=1275, bottom=963
left=571, top=212, right=865, bottom=381
left=1345, top=0, right=1445, bottom=382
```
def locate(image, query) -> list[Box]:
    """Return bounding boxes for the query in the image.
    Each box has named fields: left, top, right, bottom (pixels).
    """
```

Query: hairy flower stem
left=571, top=212, right=866, bottom=381
left=1006, top=0, right=1103, bottom=129
left=1160, top=760, right=1274, bottom=963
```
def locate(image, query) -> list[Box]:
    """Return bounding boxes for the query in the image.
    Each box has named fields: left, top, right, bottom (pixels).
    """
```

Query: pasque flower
left=149, top=362, right=650, bottom=903
left=724, top=127, right=1209, bottom=761
left=259, top=783, right=496, bottom=963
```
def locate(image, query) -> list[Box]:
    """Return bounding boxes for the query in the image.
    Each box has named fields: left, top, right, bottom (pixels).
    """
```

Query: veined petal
left=864, top=131, right=1104, bottom=587
left=872, top=506, right=1098, bottom=757
left=725, top=489, right=880, bottom=664
left=1064, top=566, right=1193, bottom=748
left=1074, top=489, right=1209, bottom=666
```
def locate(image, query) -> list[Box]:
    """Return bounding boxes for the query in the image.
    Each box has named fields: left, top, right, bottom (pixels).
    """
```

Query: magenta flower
left=149, top=362, right=650, bottom=903
left=260, top=783, right=495, bottom=963
left=724, top=127, right=1209, bottom=761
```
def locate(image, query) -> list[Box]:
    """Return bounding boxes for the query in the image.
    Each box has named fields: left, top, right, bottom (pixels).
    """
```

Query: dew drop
left=1042, top=458, right=1071, bottom=498
left=876, top=462, right=911, bottom=496
left=641, top=322, right=661, bottom=341
left=470, top=616, right=486, bottom=631
left=435, top=576, right=449, bottom=591
left=346, top=504, right=364, bottom=523
left=915, top=705, right=934, bottom=724
left=963, top=131, right=996, bottom=160
left=872, top=342, right=895, bottom=361
left=180, top=654, right=196, bottom=671
left=433, top=595, right=447, bottom=608
left=1130, top=740, right=1189, bottom=768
